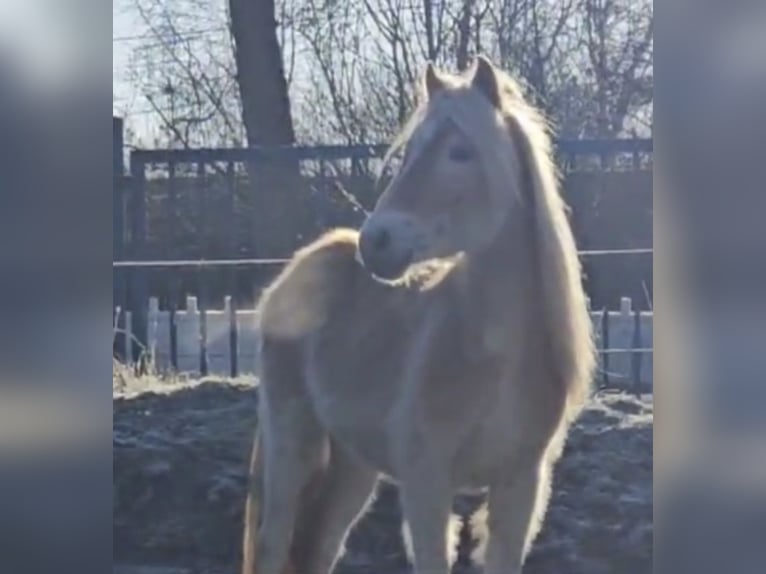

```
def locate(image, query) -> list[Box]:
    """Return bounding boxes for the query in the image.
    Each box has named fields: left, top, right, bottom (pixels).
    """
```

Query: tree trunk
left=229, top=0, right=295, bottom=147
left=423, top=0, right=436, bottom=61
left=456, top=0, right=475, bottom=71
left=229, top=0, right=316, bottom=258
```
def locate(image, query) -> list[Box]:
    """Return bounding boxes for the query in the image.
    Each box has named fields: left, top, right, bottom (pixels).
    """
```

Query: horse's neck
left=453, top=211, right=538, bottom=358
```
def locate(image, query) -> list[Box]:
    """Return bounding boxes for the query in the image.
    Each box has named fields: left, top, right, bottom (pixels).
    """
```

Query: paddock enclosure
left=113, top=118, right=653, bottom=574
left=114, top=117, right=652, bottom=388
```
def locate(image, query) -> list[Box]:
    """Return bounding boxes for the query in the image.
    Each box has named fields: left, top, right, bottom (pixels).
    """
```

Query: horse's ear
left=424, top=62, right=446, bottom=99
left=470, top=55, right=501, bottom=108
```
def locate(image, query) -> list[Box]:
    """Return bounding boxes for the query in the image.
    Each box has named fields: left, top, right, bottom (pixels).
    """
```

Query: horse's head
left=358, top=56, right=530, bottom=281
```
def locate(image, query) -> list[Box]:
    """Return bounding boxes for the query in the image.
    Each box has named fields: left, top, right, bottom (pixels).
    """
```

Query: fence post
left=632, top=308, right=642, bottom=397
left=601, top=308, right=610, bottom=388
left=129, top=154, right=148, bottom=361
left=177, top=296, right=200, bottom=373
left=227, top=295, right=239, bottom=378
left=123, top=311, right=133, bottom=364
left=169, top=297, right=178, bottom=372
left=113, top=117, right=126, bottom=359
left=617, top=297, right=633, bottom=383
left=113, top=117, right=125, bottom=258
left=199, top=293, right=209, bottom=377
left=148, top=297, right=160, bottom=368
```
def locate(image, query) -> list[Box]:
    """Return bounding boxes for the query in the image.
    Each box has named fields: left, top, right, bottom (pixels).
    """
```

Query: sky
left=112, top=0, right=655, bottom=144
left=112, top=0, right=312, bottom=145
left=113, top=0, right=237, bottom=143
left=114, top=0, right=154, bottom=135
left=114, top=1, right=138, bottom=113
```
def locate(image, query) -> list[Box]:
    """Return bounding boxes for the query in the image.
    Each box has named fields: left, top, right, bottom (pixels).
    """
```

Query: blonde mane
left=493, top=69, right=596, bottom=417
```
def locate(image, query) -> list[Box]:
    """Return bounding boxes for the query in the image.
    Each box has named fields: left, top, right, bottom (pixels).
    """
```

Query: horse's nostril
left=373, top=228, right=391, bottom=252
left=359, top=221, right=412, bottom=280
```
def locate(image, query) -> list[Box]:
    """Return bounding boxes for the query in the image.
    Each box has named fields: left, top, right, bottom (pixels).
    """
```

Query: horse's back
left=257, top=228, right=362, bottom=340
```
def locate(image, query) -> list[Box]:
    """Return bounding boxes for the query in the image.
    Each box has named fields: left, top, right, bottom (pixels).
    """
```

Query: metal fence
left=113, top=118, right=652, bottom=366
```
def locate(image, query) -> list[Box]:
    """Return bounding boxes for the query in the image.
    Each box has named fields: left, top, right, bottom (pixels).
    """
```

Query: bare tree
left=122, top=0, right=243, bottom=148
left=120, top=0, right=653, bottom=149
left=581, top=0, right=653, bottom=136
left=423, top=0, right=437, bottom=60
left=292, top=0, right=368, bottom=143
left=455, top=0, right=476, bottom=71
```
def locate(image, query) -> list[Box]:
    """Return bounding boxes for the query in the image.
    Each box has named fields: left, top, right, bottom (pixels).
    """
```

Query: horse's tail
left=257, top=228, right=360, bottom=340
left=242, top=428, right=304, bottom=574
left=241, top=427, right=266, bottom=574
left=242, top=426, right=328, bottom=574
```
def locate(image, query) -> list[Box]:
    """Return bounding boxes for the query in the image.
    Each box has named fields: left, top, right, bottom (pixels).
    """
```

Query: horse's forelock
left=447, top=88, right=524, bottom=199
left=378, top=68, right=547, bottom=212
left=380, top=87, right=513, bottom=182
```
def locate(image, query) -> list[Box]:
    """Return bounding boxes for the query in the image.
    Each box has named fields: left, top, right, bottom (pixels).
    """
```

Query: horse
left=242, top=55, right=595, bottom=574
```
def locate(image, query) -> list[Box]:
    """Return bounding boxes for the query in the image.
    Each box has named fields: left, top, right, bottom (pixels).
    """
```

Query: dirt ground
left=113, top=376, right=652, bottom=574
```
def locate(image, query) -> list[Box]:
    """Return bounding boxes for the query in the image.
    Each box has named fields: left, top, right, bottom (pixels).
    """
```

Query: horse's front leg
left=398, top=456, right=454, bottom=574
left=483, top=459, right=552, bottom=574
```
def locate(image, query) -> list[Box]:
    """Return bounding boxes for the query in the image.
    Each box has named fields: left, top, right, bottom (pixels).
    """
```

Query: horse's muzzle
left=358, top=221, right=414, bottom=281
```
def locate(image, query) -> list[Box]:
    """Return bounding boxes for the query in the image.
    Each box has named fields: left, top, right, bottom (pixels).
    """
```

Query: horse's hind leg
left=292, top=441, right=378, bottom=574
left=242, top=339, right=328, bottom=574
left=480, top=459, right=553, bottom=574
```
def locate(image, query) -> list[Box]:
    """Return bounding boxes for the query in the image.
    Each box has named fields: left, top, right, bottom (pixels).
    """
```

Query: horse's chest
left=451, top=390, right=529, bottom=485
left=304, top=337, right=405, bottom=473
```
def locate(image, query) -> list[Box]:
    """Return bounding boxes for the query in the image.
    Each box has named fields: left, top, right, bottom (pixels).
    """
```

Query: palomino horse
left=242, top=55, right=595, bottom=574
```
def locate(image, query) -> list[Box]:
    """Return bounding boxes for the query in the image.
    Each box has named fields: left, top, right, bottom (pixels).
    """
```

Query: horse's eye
left=448, top=145, right=474, bottom=162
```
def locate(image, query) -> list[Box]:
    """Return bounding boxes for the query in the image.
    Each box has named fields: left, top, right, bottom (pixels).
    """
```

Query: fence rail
left=113, top=124, right=653, bottom=361
left=114, top=295, right=653, bottom=395
left=128, top=138, right=652, bottom=165
left=112, top=247, right=653, bottom=269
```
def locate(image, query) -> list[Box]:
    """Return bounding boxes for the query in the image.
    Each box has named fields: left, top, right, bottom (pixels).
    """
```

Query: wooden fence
left=115, top=295, right=653, bottom=393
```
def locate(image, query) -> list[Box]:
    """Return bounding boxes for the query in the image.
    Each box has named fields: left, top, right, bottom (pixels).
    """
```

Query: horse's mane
left=492, top=69, right=596, bottom=417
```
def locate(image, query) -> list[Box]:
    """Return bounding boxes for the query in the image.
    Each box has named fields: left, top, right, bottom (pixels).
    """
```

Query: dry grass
left=113, top=374, right=652, bottom=574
